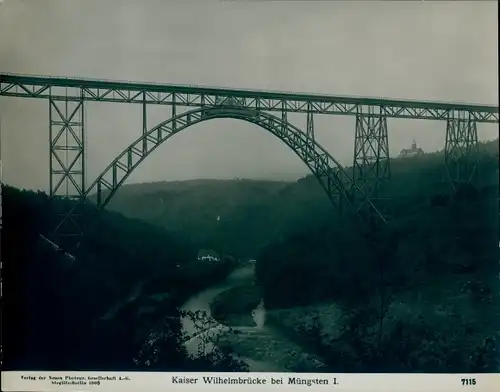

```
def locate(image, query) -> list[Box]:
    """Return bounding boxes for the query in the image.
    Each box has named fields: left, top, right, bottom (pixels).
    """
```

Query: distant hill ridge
left=114, top=138, right=498, bottom=192
left=118, top=178, right=292, bottom=192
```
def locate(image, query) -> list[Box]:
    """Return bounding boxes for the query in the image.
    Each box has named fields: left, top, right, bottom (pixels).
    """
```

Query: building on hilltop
left=399, top=140, right=424, bottom=158
left=196, top=249, right=220, bottom=262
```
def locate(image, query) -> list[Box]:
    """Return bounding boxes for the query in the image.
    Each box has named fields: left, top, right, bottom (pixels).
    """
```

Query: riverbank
left=179, top=264, right=287, bottom=371
left=175, top=263, right=329, bottom=371
left=207, top=269, right=329, bottom=372
left=211, top=283, right=261, bottom=327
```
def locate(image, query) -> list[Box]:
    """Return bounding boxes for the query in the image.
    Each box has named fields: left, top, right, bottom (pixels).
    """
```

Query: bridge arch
left=85, top=107, right=355, bottom=211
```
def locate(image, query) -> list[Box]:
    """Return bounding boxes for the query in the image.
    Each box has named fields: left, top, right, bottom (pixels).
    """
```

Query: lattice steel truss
left=306, top=103, right=315, bottom=157
left=88, top=107, right=352, bottom=212
left=0, top=73, right=498, bottom=251
left=445, top=110, right=480, bottom=188
left=1, top=73, right=498, bottom=122
left=352, top=106, right=390, bottom=226
left=49, top=89, right=86, bottom=251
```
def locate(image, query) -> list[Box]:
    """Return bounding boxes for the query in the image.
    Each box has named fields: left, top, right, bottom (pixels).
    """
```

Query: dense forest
left=2, top=185, right=247, bottom=371
left=255, top=141, right=499, bottom=372
left=104, top=141, right=499, bottom=259
left=2, top=139, right=499, bottom=372
left=101, top=179, right=293, bottom=258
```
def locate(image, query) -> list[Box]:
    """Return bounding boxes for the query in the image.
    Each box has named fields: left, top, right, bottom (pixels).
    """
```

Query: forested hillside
left=2, top=186, right=245, bottom=371
left=101, top=177, right=332, bottom=258
left=254, top=140, right=499, bottom=372
left=103, top=140, right=499, bottom=261
left=102, top=179, right=297, bottom=258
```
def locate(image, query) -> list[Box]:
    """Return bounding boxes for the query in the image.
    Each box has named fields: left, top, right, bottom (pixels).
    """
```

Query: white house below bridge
left=197, top=249, right=220, bottom=263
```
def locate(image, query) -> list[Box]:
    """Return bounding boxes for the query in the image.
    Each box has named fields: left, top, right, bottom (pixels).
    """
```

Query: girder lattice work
left=352, top=106, right=390, bottom=226
left=49, top=88, right=86, bottom=251
left=1, top=73, right=498, bottom=122
left=0, top=73, right=498, bottom=251
left=445, top=110, right=479, bottom=188
left=91, top=106, right=351, bottom=211
left=306, top=103, right=315, bottom=156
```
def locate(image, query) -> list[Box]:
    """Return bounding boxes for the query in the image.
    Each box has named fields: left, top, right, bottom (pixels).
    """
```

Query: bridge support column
left=49, top=88, right=86, bottom=252
left=444, top=110, right=479, bottom=190
left=281, top=101, right=287, bottom=133
left=306, top=103, right=314, bottom=140
left=352, top=106, right=390, bottom=227
left=304, top=102, right=316, bottom=158
left=142, top=91, right=148, bottom=154
left=172, top=93, right=177, bottom=132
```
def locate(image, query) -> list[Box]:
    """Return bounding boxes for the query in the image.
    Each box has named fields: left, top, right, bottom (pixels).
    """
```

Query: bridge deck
left=1, top=73, right=498, bottom=122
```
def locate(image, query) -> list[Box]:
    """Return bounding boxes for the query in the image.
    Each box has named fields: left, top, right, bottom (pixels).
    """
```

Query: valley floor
left=180, top=264, right=327, bottom=372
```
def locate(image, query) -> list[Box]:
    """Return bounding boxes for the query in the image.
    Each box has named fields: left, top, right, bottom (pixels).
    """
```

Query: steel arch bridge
left=1, top=73, right=498, bottom=251
left=88, top=107, right=353, bottom=211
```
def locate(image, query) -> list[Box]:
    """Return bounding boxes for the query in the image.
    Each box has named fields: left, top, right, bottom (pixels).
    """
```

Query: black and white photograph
left=0, top=0, right=498, bottom=388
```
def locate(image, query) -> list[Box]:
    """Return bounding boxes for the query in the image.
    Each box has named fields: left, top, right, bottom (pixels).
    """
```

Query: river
left=180, top=264, right=287, bottom=371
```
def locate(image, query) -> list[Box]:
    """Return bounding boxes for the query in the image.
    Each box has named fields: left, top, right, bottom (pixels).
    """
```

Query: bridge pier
left=142, top=91, right=148, bottom=154
left=281, top=101, right=287, bottom=133
left=352, top=106, right=391, bottom=226
left=305, top=102, right=315, bottom=157
left=444, top=110, right=479, bottom=190
left=49, top=89, right=87, bottom=252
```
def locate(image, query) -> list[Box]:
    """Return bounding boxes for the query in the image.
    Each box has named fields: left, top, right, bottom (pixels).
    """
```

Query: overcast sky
left=0, top=0, right=498, bottom=192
